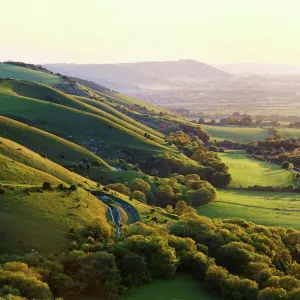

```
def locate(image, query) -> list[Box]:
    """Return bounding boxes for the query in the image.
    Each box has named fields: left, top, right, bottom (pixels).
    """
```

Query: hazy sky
left=2, top=0, right=300, bottom=64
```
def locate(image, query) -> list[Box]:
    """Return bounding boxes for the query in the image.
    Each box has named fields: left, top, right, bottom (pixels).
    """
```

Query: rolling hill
left=0, top=79, right=172, bottom=160
left=0, top=137, right=97, bottom=188
left=44, top=60, right=230, bottom=92
left=0, top=115, right=111, bottom=168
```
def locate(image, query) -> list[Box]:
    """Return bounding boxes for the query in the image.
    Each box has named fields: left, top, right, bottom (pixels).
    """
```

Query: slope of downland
left=0, top=80, right=169, bottom=159
left=0, top=115, right=111, bottom=168
left=0, top=185, right=109, bottom=254
left=0, top=63, right=63, bottom=86
left=0, top=137, right=96, bottom=189
left=75, top=95, right=165, bottom=139
left=0, top=153, right=63, bottom=186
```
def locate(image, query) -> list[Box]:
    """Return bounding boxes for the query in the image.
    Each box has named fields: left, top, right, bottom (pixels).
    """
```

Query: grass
left=0, top=63, right=63, bottom=86
left=93, top=88, right=168, bottom=114
left=76, top=95, right=165, bottom=139
left=0, top=137, right=97, bottom=189
left=0, top=115, right=111, bottom=168
left=0, top=186, right=109, bottom=254
left=220, top=151, right=296, bottom=187
left=0, top=79, right=170, bottom=158
left=123, top=273, right=217, bottom=300
left=203, top=125, right=269, bottom=143
left=278, top=127, right=300, bottom=139
left=0, top=153, right=63, bottom=185
left=198, top=189, right=300, bottom=229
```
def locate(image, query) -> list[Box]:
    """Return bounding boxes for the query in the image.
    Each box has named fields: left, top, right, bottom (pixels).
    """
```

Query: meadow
left=123, top=273, right=217, bottom=300
left=203, top=125, right=269, bottom=143
left=198, top=189, right=300, bottom=229
left=0, top=63, right=63, bottom=86
left=0, top=186, right=109, bottom=253
left=219, top=151, right=296, bottom=187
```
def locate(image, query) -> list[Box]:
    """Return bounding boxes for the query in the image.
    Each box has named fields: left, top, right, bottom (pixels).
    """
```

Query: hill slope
left=0, top=137, right=97, bottom=188
left=0, top=115, right=111, bottom=168
left=0, top=79, right=171, bottom=160
left=44, top=60, right=230, bottom=91
left=0, top=186, right=109, bottom=253
left=121, top=59, right=230, bottom=82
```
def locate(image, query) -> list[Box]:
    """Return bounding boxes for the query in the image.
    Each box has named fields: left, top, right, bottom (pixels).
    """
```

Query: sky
left=1, top=0, right=300, bottom=64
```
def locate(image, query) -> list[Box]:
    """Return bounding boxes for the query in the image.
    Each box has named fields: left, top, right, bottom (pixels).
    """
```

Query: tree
left=156, top=185, right=174, bottom=206
left=217, top=242, right=253, bottom=275
left=204, top=265, right=228, bottom=294
left=184, top=174, right=201, bottom=186
left=74, top=252, right=121, bottom=299
left=211, top=172, right=232, bottom=187
left=121, top=253, right=151, bottom=287
left=42, top=182, right=52, bottom=190
left=107, top=183, right=131, bottom=196
left=132, top=190, right=146, bottom=203
left=258, top=287, right=287, bottom=300
left=173, top=201, right=195, bottom=216
left=198, top=118, right=205, bottom=124
left=282, top=161, right=290, bottom=169
left=130, top=178, right=151, bottom=194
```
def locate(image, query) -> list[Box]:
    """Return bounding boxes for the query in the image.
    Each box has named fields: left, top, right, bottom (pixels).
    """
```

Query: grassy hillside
left=123, top=274, right=217, bottom=300
left=0, top=186, right=109, bottom=253
left=0, top=115, right=111, bottom=168
left=76, top=95, right=165, bottom=138
left=0, top=137, right=96, bottom=188
left=203, top=125, right=269, bottom=143
left=220, top=151, right=296, bottom=187
left=198, top=189, right=300, bottom=229
left=0, top=154, right=63, bottom=185
left=0, top=79, right=170, bottom=159
left=0, top=63, right=62, bottom=85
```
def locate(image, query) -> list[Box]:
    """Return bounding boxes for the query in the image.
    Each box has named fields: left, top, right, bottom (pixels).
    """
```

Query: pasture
left=123, top=273, right=217, bottom=300
left=198, top=189, right=300, bottom=229
left=203, top=125, right=269, bottom=143
left=219, top=151, right=296, bottom=187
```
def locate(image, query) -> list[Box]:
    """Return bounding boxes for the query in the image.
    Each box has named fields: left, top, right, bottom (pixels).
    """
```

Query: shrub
left=42, top=182, right=52, bottom=190
left=211, top=172, right=232, bottom=187
left=39, top=153, right=47, bottom=159
left=70, top=185, right=78, bottom=191
left=282, top=161, right=290, bottom=169
left=132, top=190, right=146, bottom=203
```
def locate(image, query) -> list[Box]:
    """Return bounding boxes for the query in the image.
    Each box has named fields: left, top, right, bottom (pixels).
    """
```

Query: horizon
left=2, top=0, right=300, bottom=65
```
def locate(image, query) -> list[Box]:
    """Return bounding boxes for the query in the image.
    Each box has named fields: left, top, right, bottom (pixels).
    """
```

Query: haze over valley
left=2, top=1, right=300, bottom=300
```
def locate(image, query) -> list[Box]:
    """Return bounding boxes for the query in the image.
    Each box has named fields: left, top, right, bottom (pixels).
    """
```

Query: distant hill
left=214, top=63, right=300, bottom=75
left=44, top=60, right=230, bottom=92
left=120, top=59, right=230, bottom=82
left=44, top=63, right=178, bottom=92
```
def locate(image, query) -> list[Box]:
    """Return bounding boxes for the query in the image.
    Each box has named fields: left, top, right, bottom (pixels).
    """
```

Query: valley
left=1, top=61, right=300, bottom=300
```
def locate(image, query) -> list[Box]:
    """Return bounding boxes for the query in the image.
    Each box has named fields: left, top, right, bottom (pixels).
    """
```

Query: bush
left=282, top=161, right=290, bottom=169
left=211, top=172, right=232, bottom=187
left=70, top=185, right=78, bottom=191
left=42, top=182, right=52, bottom=190
left=132, top=190, right=146, bottom=203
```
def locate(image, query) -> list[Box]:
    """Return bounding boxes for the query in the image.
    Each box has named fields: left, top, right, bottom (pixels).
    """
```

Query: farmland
left=219, top=151, right=296, bottom=188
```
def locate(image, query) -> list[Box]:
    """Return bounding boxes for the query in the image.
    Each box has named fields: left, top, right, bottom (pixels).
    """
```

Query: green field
left=123, top=274, right=216, bottom=300
left=203, top=125, right=269, bottom=143
left=0, top=63, right=63, bottom=86
left=198, top=189, right=300, bottom=229
left=279, top=127, right=300, bottom=139
left=220, top=151, right=296, bottom=187
left=0, top=186, right=109, bottom=254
